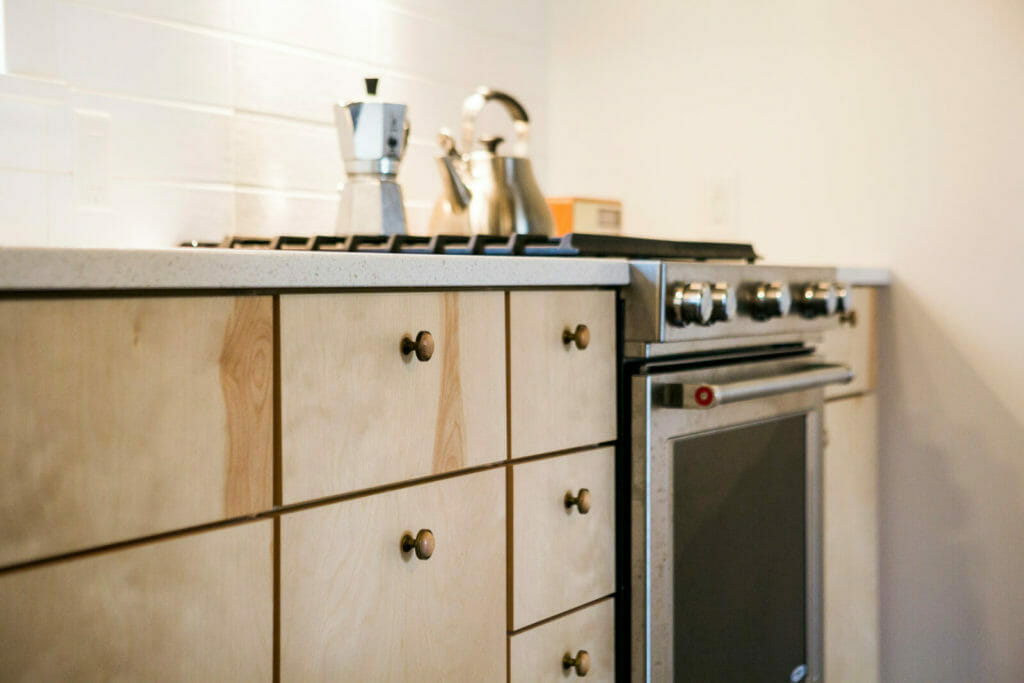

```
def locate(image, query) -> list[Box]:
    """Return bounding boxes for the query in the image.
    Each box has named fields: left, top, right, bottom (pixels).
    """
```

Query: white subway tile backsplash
left=388, top=0, right=545, bottom=48
left=3, top=0, right=58, bottom=77
left=398, top=142, right=440, bottom=206
left=57, top=4, right=232, bottom=106
left=0, top=96, right=52, bottom=170
left=70, top=92, right=233, bottom=183
left=0, top=170, right=49, bottom=245
left=0, top=0, right=547, bottom=246
left=235, top=189, right=335, bottom=236
left=404, top=201, right=433, bottom=236
left=114, top=181, right=234, bottom=246
left=47, top=172, right=117, bottom=246
left=79, top=0, right=233, bottom=30
left=230, top=0, right=381, bottom=65
left=232, top=41, right=466, bottom=141
left=232, top=41, right=359, bottom=123
left=234, top=115, right=338, bottom=192
left=385, top=76, right=465, bottom=148
left=48, top=176, right=234, bottom=247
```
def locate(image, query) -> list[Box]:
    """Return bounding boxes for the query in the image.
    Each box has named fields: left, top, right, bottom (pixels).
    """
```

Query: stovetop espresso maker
left=334, top=78, right=410, bottom=235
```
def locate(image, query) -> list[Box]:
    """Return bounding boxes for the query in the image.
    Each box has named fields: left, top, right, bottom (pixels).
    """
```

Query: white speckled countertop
left=0, top=247, right=631, bottom=290
left=0, top=247, right=890, bottom=291
left=835, top=267, right=891, bottom=286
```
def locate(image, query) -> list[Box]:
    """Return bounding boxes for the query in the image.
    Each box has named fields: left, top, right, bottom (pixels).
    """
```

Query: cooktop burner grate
left=180, top=233, right=758, bottom=262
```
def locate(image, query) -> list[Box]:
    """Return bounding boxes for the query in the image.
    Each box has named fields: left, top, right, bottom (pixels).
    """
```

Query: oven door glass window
left=672, top=415, right=807, bottom=682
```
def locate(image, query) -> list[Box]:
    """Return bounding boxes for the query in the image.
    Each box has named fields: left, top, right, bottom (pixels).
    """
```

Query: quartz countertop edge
left=836, top=267, right=891, bottom=286
left=0, top=247, right=631, bottom=291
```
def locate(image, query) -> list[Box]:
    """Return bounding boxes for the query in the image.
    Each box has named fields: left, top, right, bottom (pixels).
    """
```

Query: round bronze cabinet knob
left=565, top=488, right=592, bottom=515
left=401, top=330, right=434, bottom=361
left=562, top=650, right=591, bottom=677
left=563, top=324, right=591, bottom=350
left=400, top=529, right=435, bottom=560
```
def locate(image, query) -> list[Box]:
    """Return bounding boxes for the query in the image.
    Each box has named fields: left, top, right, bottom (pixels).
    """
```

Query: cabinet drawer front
left=819, top=286, right=878, bottom=398
left=510, top=598, right=615, bottom=683
left=509, top=289, right=616, bottom=459
left=0, top=296, right=273, bottom=567
left=0, top=521, right=273, bottom=681
left=280, top=291, right=506, bottom=503
left=513, top=447, right=615, bottom=628
left=281, top=468, right=506, bottom=681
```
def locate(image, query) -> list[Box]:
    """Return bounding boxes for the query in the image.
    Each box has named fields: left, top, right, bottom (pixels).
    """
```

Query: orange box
left=546, top=197, right=622, bottom=236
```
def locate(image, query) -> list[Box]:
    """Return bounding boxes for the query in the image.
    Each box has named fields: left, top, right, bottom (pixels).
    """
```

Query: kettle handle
left=460, top=87, right=530, bottom=157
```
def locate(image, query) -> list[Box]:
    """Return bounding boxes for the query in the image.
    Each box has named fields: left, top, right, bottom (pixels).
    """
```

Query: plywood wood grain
left=0, top=521, right=273, bottom=681
left=279, top=291, right=505, bottom=503
left=280, top=468, right=506, bottom=681
left=509, top=290, right=617, bottom=459
left=824, top=395, right=880, bottom=683
left=510, top=598, right=615, bottom=683
left=512, top=447, right=616, bottom=628
left=0, top=296, right=273, bottom=566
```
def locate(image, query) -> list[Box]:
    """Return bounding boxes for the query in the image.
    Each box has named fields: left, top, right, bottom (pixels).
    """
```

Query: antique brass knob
left=400, top=529, right=435, bottom=560
left=562, top=650, right=591, bottom=677
left=563, top=324, right=590, bottom=350
left=401, top=330, right=435, bottom=361
left=565, top=488, right=592, bottom=515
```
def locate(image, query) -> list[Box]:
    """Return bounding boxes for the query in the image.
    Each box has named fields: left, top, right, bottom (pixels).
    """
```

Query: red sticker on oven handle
left=695, top=386, right=714, bottom=407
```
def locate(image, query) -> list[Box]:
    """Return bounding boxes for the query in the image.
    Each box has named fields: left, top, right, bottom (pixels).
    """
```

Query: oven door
left=630, top=354, right=852, bottom=683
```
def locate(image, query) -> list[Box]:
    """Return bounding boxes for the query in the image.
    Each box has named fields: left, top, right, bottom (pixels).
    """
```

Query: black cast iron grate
left=180, top=232, right=758, bottom=262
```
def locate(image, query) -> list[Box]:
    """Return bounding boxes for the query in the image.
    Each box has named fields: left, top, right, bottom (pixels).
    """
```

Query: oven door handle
left=655, top=363, right=854, bottom=409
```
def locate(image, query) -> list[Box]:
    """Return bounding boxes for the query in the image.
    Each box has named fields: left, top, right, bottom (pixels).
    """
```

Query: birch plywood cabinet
left=0, top=285, right=619, bottom=681
left=0, top=521, right=274, bottom=681
left=0, top=296, right=274, bottom=567
left=509, top=289, right=617, bottom=459
left=281, top=468, right=506, bottom=681
left=279, top=291, right=506, bottom=503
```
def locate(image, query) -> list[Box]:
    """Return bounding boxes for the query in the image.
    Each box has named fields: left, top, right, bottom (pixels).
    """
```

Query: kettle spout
left=437, top=154, right=471, bottom=210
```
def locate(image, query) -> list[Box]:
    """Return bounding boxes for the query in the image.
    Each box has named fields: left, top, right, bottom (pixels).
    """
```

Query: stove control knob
left=709, top=282, right=737, bottom=323
left=835, top=283, right=856, bottom=325
left=835, top=283, right=854, bottom=314
left=746, top=282, right=792, bottom=320
left=667, top=282, right=712, bottom=326
left=795, top=282, right=838, bottom=318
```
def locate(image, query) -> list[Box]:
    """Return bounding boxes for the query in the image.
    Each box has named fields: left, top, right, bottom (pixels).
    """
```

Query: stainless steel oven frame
left=629, top=354, right=851, bottom=682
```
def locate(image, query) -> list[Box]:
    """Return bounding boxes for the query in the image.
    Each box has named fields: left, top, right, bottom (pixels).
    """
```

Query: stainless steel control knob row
left=745, top=282, right=792, bottom=320
left=666, top=282, right=712, bottom=326
left=795, top=282, right=838, bottom=318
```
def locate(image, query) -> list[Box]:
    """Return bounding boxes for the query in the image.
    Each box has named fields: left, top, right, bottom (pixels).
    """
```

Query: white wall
left=0, top=0, right=547, bottom=246
left=547, top=0, right=1024, bottom=680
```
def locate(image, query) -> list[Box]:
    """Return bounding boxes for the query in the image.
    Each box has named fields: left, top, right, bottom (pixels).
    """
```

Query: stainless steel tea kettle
left=428, top=88, right=553, bottom=236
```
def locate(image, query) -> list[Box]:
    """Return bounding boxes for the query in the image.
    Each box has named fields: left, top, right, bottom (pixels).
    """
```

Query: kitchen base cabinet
left=512, top=446, right=616, bottom=629
left=0, top=521, right=273, bottom=681
left=281, top=468, right=506, bottom=681
left=0, top=296, right=274, bottom=567
left=280, top=291, right=507, bottom=503
left=510, top=598, right=615, bottom=682
left=509, top=289, right=617, bottom=459
left=824, top=394, right=880, bottom=683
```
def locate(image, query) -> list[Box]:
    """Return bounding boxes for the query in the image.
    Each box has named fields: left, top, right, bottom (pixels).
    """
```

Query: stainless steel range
left=622, top=260, right=855, bottom=683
